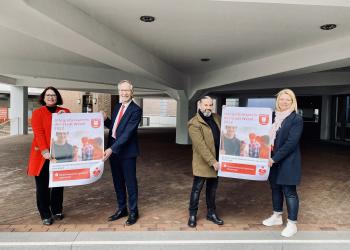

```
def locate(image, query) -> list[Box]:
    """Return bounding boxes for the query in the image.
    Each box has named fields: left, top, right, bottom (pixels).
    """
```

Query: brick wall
left=94, top=93, right=112, bottom=117
left=60, top=90, right=112, bottom=116
left=60, top=90, right=82, bottom=113
left=143, top=98, right=176, bottom=116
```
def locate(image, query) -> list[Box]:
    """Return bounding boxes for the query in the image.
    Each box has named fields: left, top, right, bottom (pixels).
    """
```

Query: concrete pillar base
left=9, top=86, right=28, bottom=135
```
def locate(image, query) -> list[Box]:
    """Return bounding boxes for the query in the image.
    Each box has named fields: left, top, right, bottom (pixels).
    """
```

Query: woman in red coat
left=27, top=87, right=70, bottom=225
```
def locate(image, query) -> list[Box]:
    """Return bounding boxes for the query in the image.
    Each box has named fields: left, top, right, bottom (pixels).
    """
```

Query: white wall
left=143, top=115, right=176, bottom=127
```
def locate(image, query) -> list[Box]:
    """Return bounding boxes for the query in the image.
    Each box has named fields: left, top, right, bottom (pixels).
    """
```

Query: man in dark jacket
left=103, top=80, right=142, bottom=226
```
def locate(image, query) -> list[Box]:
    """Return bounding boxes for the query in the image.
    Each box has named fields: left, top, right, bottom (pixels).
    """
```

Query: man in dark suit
left=103, top=80, right=142, bottom=225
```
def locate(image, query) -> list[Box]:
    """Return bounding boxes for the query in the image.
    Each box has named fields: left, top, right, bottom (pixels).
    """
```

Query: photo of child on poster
left=50, top=134, right=104, bottom=163
left=220, top=127, right=270, bottom=159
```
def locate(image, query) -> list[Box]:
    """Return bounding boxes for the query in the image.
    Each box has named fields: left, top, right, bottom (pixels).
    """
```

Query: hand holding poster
left=49, top=112, right=104, bottom=187
left=218, top=107, right=272, bottom=181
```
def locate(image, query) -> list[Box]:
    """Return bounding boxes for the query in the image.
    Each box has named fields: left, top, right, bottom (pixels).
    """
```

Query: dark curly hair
left=39, top=86, right=63, bottom=106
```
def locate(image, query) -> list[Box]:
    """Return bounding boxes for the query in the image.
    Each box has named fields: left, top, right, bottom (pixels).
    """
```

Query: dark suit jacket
left=104, top=101, right=142, bottom=159
left=269, top=112, right=303, bottom=185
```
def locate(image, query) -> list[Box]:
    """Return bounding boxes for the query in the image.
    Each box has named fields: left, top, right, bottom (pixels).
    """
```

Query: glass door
left=333, top=95, right=350, bottom=141
left=82, top=94, right=93, bottom=113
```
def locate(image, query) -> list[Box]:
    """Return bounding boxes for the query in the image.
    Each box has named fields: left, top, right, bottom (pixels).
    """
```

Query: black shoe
left=206, top=213, right=224, bottom=225
left=53, top=213, right=64, bottom=220
left=188, top=215, right=197, bottom=228
left=108, top=209, right=128, bottom=221
left=125, top=212, right=139, bottom=226
left=42, top=218, right=53, bottom=226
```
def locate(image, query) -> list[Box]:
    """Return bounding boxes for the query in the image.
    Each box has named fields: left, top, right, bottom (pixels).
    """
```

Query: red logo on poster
left=258, top=167, right=267, bottom=175
left=259, top=114, right=269, bottom=125
left=91, top=119, right=101, bottom=128
left=93, top=167, right=101, bottom=177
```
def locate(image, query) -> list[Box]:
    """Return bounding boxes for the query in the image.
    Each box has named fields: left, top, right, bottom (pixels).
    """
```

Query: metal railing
left=0, top=117, right=32, bottom=137
left=0, top=119, right=10, bottom=137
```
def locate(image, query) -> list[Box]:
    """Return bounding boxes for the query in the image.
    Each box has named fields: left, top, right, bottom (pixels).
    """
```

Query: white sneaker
left=281, top=221, right=297, bottom=237
left=262, top=212, right=283, bottom=226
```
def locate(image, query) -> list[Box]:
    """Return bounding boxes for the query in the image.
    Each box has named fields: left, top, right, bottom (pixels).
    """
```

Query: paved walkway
left=0, top=128, right=349, bottom=232
left=0, top=231, right=350, bottom=249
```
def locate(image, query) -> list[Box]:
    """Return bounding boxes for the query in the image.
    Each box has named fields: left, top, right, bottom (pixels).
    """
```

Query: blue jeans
left=270, top=183, right=299, bottom=221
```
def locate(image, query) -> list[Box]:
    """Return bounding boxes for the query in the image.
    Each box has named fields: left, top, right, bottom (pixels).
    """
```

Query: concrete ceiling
left=0, top=25, right=110, bottom=68
left=67, top=0, right=350, bottom=73
left=1, top=0, right=350, bottom=99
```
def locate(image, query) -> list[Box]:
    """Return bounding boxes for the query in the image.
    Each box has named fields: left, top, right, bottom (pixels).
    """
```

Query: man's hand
left=213, top=162, right=220, bottom=171
left=103, top=148, right=113, bottom=161
left=268, top=158, right=275, bottom=167
left=100, top=111, right=107, bottom=121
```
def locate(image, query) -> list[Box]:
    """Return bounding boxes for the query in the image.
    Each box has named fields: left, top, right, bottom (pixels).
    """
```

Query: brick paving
left=0, top=128, right=349, bottom=232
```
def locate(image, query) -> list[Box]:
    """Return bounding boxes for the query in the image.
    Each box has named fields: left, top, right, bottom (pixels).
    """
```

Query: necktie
left=112, top=104, right=125, bottom=138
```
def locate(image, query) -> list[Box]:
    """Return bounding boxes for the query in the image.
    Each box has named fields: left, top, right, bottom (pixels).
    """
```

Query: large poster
left=218, top=107, right=272, bottom=181
left=49, top=113, right=104, bottom=187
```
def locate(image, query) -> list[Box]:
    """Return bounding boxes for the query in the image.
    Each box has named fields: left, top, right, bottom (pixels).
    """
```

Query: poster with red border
left=49, top=112, right=104, bottom=187
left=218, top=107, right=272, bottom=181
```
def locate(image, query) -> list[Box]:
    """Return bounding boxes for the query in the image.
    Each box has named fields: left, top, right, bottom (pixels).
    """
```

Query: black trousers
left=34, top=160, right=64, bottom=219
left=189, top=176, right=218, bottom=216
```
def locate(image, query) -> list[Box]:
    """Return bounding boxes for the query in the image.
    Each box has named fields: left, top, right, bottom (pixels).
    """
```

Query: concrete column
left=9, top=86, right=28, bottom=135
left=133, top=97, right=144, bottom=126
left=175, top=90, right=190, bottom=144
left=320, top=95, right=332, bottom=140
left=133, top=97, right=143, bottom=108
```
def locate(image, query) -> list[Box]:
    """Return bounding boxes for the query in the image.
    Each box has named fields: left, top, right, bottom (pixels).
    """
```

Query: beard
left=202, top=110, right=212, bottom=117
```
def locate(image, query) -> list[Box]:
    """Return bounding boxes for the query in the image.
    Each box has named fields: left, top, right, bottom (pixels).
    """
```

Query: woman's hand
left=41, top=149, right=51, bottom=160
left=57, top=110, right=66, bottom=114
left=100, top=111, right=107, bottom=121
left=42, top=152, right=51, bottom=160
left=268, top=158, right=275, bottom=167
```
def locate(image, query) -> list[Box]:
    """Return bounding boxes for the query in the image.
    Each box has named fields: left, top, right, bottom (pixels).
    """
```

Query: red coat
left=27, top=106, right=70, bottom=176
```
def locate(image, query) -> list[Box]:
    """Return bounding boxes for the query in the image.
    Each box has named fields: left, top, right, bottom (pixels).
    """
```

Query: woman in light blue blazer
left=262, top=89, right=303, bottom=238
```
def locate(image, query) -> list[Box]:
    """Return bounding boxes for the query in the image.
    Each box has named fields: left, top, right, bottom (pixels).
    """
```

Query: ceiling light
left=200, top=58, right=210, bottom=62
left=140, top=16, right=155, bottom=22
left=320, top=24, right=337, bottom=30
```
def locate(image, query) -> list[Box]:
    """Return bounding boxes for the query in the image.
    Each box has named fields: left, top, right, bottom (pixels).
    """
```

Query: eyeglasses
left=119, top=89, right=131, bottom=93
left=45, top=94, right=57, bottom=98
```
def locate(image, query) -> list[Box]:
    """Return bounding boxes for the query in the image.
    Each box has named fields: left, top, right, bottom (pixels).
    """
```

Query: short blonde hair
left=275, top=88, right=298, bottom=112
left=118, top=80, right=134, bottom=95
